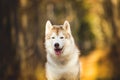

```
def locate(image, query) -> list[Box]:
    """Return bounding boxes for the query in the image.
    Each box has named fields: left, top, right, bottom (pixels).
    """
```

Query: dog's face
left=45, top=20, right=73, bottom=56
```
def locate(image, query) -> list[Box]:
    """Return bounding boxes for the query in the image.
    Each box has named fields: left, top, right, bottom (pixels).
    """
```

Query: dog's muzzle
left=54, top=43, right=63, bottom=56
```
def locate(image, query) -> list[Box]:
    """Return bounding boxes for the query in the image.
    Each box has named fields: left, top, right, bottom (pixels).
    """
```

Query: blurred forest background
left=0, top=0, right=120, bottom=80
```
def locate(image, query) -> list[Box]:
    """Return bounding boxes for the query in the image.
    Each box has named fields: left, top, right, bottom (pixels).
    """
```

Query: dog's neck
left=48, top=53, right=71, bottom=65
left=47, top=48, right=79, bottom=67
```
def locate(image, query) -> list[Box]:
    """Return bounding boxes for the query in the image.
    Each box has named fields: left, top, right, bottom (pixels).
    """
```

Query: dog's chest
left=58, top=72, right=79, bottom=80
left=52, top=64, right=79, bottom=80
left=57, top=57, right=69, bottom=65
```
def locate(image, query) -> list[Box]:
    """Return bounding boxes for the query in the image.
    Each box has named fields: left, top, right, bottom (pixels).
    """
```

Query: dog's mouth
left=54, top=48, right=63, bottom=56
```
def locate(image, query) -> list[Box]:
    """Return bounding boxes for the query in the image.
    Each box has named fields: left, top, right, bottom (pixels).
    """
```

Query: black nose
left=54, top=43, right=59, bottom=48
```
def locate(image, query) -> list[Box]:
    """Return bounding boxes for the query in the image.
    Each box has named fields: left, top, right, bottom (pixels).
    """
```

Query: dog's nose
left=54, top=43, right=59, bottom=48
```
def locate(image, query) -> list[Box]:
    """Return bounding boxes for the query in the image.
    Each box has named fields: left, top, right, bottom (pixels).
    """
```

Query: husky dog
left=45, top=20, right=80, bottom=80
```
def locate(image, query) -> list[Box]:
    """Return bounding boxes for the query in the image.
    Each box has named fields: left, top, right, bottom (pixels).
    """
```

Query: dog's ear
left=45, top=20, right=53, bottom=35
left=63, top=20, right=71, bottom=34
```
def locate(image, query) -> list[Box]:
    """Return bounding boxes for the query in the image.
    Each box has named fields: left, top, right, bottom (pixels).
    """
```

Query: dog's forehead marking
left=51, top=25, right=70, bottom=38
left=45, top=25, right=70, bottom=39
left=51, top=25, right=64, bottom=35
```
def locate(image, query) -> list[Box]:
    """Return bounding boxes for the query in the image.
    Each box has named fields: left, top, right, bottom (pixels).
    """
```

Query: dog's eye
left=60, top=37, right=64, bottom=39
left=51, top=37, right=55, bottom=39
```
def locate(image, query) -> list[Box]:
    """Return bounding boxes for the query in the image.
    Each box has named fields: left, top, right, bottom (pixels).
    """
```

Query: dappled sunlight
left=35, top=64, right=46, bottom=80
left=20, top=0, right=27, bottom=7
left=80, top=49, right=113, bottom=80
left=21, top=14, right=28, bottom=30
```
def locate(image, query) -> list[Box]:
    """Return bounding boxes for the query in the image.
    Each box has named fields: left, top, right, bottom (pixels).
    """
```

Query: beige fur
left=45, top=20, right=80, bottom=80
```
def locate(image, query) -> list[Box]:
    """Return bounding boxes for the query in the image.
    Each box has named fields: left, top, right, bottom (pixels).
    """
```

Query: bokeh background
left=0, top=0, right=120, bottom=80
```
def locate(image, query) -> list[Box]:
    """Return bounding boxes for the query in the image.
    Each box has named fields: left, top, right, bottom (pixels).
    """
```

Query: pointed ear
left=45, top=20, right=52, bottom=35
left=63, top=20, right=71, bottom=34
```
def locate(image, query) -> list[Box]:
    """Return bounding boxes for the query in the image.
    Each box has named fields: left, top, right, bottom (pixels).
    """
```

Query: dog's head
left=45, top=20, right=74, bottom=56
